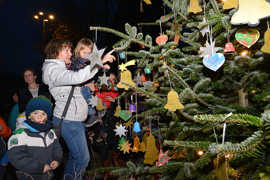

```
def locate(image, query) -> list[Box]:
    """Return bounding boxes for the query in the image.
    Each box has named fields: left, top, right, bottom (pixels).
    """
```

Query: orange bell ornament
left=132, top=136, right=140, bottom=153
left=224, top=42, right=235, bottom=53
left=117, top=70, right=136, bottom=90
left=188, top=0, right=202, bottom=14
left=164, top=89, right=184, bottom=112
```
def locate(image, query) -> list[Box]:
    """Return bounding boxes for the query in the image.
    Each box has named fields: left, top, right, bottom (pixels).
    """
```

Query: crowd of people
left=0, top=37, right=125, bottom=180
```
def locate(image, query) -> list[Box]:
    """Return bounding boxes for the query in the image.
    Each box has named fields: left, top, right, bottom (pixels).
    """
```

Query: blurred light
left=240, top=50, right=249, bottom=56
left=43, top=19, right=48, bottom=22
left=39, top=11, right=44, bottom=16
left=48, top=14, right=54, bottom=20
left=251, top=90, right=256, bottom=94
left=33, top=15, right=39, bottom=20
left=225, top=153, right=233, bottom=159
left=196, top=150, right=204, bottom=156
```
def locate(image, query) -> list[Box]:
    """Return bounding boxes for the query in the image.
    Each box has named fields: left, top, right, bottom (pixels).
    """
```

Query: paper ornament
left=156, top=150, right=171, bottom=166
left=119, top=60, right=136, bottom=71
left=99, top=73, right=109, bottom=85
left=129, top=104, right=136, bottom=112
left=199, top=40, right=221, bottom=57
left=114, top=105, right=121, bottom=117
left=231, top=0, right=270, bottom=26
left=142, top=81, right=154, bottom=89
left=140, top=141, right=146, bottom=152
left=89, top=95, right=98, bottom=107
left=120, top=140, right=131, bottom=154
left=143, top=0, right=152, bottom=5
left=199, top=17, right=210, bottom=37
left=224, top=42, right=235, bottom=53
left=96, top=98, right=105, bottom=111
left=174, top=34, right=180, bottom=43
left=188, top=0, right=202, bottom=14
left=203, top=53, right=225, bottom=72
left=144, top=67, right=151, bottom=74
left=119, top=110, right=131, bottom=121
left=222, top=0, right=238, bottom=10
left=132, top=136, right=140, bottom=153
left=118, top=137, right=126, bottom=149
left=155, top=34, right=168, bottom=45
left=235, top=28, right=260, bottom=48
left=114, top=124, right=128, bottom=137
left=119, top=52, right=125, bottom=59
left=144, top=133, right=159, bottom=165
left=261, top=29, right=270, bottom=53
left=117, top=70, right=136, bottom=90
left=133, top=121, right=141, bottom=133
left=124, top=120, right=133, bottom=128
left=164, top=89, right=184, bottom=112
left=87, top=44, right=105, bottom=70
left=141, top=74, right=147, bottom=82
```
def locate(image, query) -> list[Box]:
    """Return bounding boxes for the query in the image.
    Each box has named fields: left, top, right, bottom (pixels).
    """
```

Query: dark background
left=0, top=0, right=163, bottom=119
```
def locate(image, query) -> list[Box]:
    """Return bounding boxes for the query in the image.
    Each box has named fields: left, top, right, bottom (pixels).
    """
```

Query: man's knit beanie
left=25, top=96, right=53, bottom=119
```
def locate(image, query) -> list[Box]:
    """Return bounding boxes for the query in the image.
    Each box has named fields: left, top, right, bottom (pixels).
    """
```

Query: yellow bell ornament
left=164, top=89, right=184, bottom=112
left=96, top=98, right=104, bottom=111
left=117, top=70, right=136, bottom=90
left=261, top=28, right=270, bottom=54
left=188, top=0, right=202, bottom=14
left=223, top=0, right=238, bottom=10
left=144, top=133, right=159, bottom=165
left=114, top=105, right=121, bottom=117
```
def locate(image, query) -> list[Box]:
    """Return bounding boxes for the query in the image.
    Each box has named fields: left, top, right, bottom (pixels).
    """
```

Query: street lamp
left=33, top=11, right=55, bottom=42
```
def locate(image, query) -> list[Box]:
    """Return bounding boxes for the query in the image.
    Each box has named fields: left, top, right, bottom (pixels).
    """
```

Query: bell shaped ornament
left=114, top=105, right=121, bottom=117
left=164, top=89, right=184, bottom=112
left=117, top=70, right=136, bottom=90
left=96, top=98, right=105, bottom=111
left=223, top=0, right=238, bottom=10
left=188, top=0, right=202, bottom=14
left=133, top=121, right=141, bottom=133
left=261, top=29, right=270, bottom=54
left=132, top=136, right=140, bottom=153
left=129, top=104, right=136, bottom=113
left=224, top=42, right=235, bottom=53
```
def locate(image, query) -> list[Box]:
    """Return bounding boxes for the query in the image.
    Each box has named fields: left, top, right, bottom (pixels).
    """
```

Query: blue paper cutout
left=203, top=53, right=225, bottom=72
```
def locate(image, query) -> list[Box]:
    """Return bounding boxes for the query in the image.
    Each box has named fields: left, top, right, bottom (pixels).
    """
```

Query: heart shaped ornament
left=235, top=28, right=260, bottom=48
left=119, top=110, right=132, bottom=121
left=203, top=53, right=225, bottom=72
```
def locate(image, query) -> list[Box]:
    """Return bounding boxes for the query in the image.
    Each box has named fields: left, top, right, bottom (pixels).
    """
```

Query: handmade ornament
left=96, top=98, right=104, bottom=111
left=261, top=28, right=270, bottom=53
left=142, top=81, right=154, bottom=89
left=231, top=0, right=270, bottom=26
left=140, top=141, right=146, bottom=152
left=235, top=28, right=260, bottom=48
left=199, top=40, right=221, bottom=57
left=154, top=81, right=159, bottom=87
left=118, top=137, right=126, bottom=149
left=133, top=121, right=141, bottom=133
left=156, top=150, right=171, bottom=166
left=99, top=73, right=109, bottom=85
left=143, top=0, right=151, bottom=5
left=89, top=95, right=98, bottom=107
left=222, top=0, right=238, bottom=10
left=87, top=43, right=105, bottom=70
left=117, top=70, right=136, bottom=90
left=188, top=0, right=202, bottom=14
left=120, top=140, right=131, bottom=154
left=144, top=67, right=151, bottom=74
left=141, top=74, right=147, bottom=82
left=132, top=136, right=140, bottom=152
left=164, top=89, right=184, bottom=112
left=203, top=53, right=225, bottom=72
left=119, top=60, right=136, bottom=71
left=144, top=133, right=159, bottom=165
left=174, top=34, right=180, bottom=43
left=114, top=105, right=121, bottom=117
left=155, top=34, right=168, bottom=45
left=119, top=52, right=125, bottom=59
left=119, top=110, right=131, bottom=121
left=224, top=42, right=235, bottom=53
left=124, top=120, right=133, bottom=128
left=129, top=104, right=136, bottom=113
left=199, top=17, right=210, bottom=37
left=114, top=124, right=128, bottom=137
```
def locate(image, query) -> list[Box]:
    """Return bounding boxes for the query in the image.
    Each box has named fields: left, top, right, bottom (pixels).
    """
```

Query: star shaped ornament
left=87, top=43, right=105, bottom=70
left=99, top=73, right=109, bottom=85
left=89, top=95, right=98, bottom=107
left=199, top=40, right=221, bottom=57
left=114, top=124, right=128, bottom=137
left=199, top=18, right=210, bottom=37
left=120, top=140, right=131, bottom=154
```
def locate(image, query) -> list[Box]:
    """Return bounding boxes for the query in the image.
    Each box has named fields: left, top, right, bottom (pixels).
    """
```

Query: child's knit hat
left=25, top=96, right=53, bottom=119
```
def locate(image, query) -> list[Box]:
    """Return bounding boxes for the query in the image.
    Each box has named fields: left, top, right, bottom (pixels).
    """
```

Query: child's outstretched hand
left=102, top=49, right=115, bottom=64
left=50, top=161, right=59, bottom=170
left=43, top=164, right=52, bottom=173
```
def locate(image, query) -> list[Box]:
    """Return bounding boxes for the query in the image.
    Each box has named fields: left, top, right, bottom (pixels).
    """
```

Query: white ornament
left=89, top=95, right=98, bottom=107
left=99, top=73, right=109, bottom=85
left=114, top=124, right=128, bottom=137
left=87, top=44, right=105, bottom=70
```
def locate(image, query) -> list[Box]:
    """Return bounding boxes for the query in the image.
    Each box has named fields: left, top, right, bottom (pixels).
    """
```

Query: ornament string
left=222, top=112, right=232, bottom=145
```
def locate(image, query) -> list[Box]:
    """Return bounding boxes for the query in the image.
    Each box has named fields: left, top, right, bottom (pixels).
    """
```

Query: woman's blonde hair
left=74, top=38, right=93, bottom=57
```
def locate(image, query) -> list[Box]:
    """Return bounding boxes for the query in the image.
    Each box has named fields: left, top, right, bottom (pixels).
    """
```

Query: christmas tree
left=88, top=0, right=270, bottom=179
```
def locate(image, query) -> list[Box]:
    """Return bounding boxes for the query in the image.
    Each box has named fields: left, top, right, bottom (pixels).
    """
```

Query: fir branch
left=164, top=140, right=212, bottom=149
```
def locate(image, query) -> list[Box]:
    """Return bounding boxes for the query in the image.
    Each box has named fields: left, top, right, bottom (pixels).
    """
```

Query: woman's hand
left=50, top=161, right=59, bottom=170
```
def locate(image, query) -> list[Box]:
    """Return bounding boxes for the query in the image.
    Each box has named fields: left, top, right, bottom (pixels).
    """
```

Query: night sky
left=0, top=0, right=163, bottom=117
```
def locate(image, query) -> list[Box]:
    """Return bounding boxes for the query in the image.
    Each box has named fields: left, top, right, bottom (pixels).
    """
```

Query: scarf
left=24, top=119, right=52, bottom=132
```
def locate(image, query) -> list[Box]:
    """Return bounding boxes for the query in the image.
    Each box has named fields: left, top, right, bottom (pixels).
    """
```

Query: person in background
left=42, top=38, right=115, bottom=180
left=8, top=96, right=62, bottom=180
left=8, top=91, right=19, bottom=132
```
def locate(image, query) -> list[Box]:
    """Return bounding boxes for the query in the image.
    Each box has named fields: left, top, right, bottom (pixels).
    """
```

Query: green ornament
left=118, top=137, right=126, bottom=149
left=119, top=110, right=131, bottom=121
left=144, top=67, right=151, bottom=74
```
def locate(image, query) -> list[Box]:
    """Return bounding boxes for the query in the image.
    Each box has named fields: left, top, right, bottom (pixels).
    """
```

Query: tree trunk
left=238, top=88, right=248, bottom=107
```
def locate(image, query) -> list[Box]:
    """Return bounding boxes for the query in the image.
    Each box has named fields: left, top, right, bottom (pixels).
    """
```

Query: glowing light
left=33, top=15, right=39, bottom=20
left=48, top=14, right=54, bottom=20
left=38, top=11, right=44, bottom=16
left=240, top=50, right=249, bottom=56
left=43, top=19, right=48, bottom=22
left=196, top=150, right=204, bottom=156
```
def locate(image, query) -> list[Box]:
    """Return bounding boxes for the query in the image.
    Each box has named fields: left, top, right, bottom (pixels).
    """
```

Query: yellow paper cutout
left=114, top=105, right=121, bottom=117
left=164, top=89, right=184, bottom=112
left=124, top=120, right=133, bottom=128
left=117, top=70, right=136, bottom=90
left=96, top=98, right=104, bottom=111
left=231, top=0, right=270, bottom=26
left=188, top=0, right=202, bottom=14
left=140, top=141, right=146, bottom=152
left=119, top=60, right=136, bottom=71
left=223, top=0, right=238, bottom=10
left=132, top=136, right=140, bottom=153
left=261, top=28, right=270, bottom=53
left=143, top=0, right=152, bottom=5
left=144, top=133, right=159, bottom=165
left=120, top=140, right=131, bottom=154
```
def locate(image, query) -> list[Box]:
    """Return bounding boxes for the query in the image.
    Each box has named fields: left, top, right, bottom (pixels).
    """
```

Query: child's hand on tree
left=102, top=49, right=115, bottom=64
left=50, top=161, right=59, bottom=170
left=43, top=164, right=52, bottom=173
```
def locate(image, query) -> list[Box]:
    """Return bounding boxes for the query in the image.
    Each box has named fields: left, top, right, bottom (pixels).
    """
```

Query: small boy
left=8, top=96, right=62, bottom=180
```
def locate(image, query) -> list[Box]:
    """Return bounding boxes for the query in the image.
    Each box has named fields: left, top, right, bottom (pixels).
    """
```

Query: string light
left=239, top=50, right=249, bottom=56
left=196, top=150, right=204, bottom=156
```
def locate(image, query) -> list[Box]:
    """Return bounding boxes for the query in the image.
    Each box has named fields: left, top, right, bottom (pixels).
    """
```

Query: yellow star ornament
left=120, top=140, right=131, bottom=154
